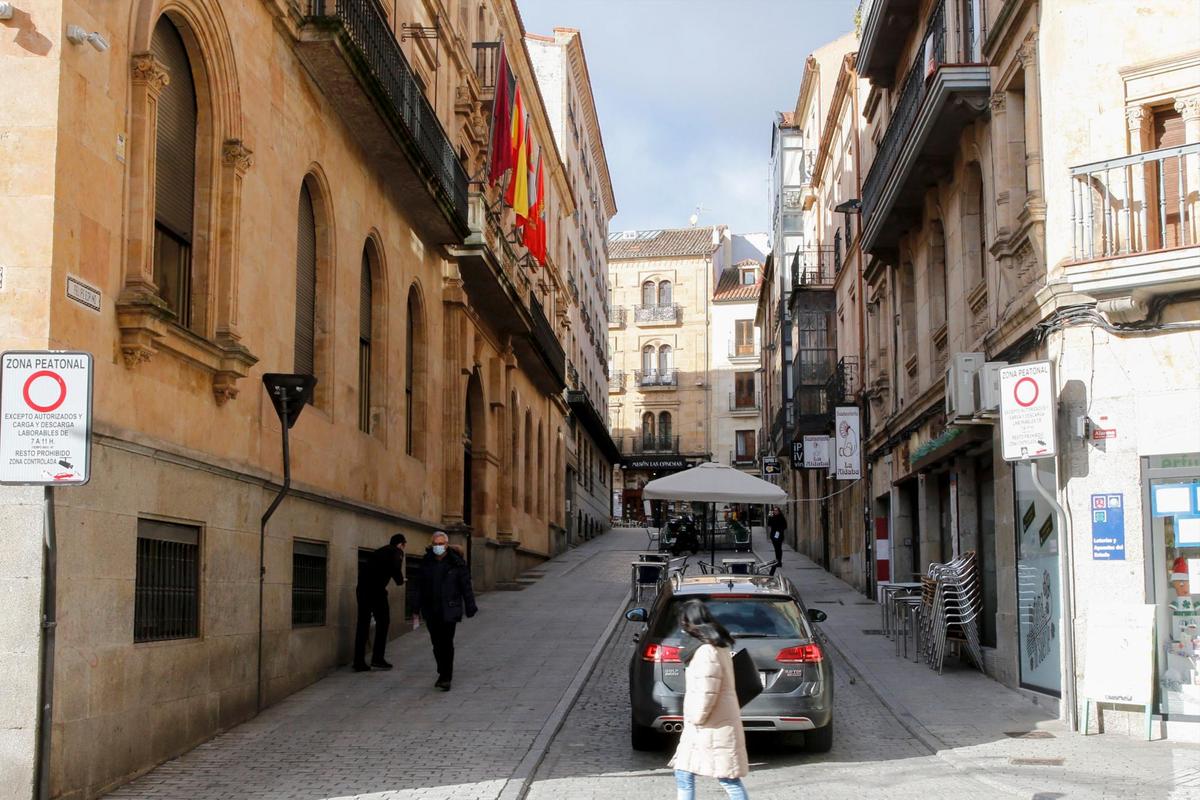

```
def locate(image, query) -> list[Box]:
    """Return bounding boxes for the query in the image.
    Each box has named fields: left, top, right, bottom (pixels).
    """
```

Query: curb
left=497, top=589, right=631, bottom=800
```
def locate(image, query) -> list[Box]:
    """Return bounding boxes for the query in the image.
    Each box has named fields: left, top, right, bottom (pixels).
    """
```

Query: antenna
left=689, top=204, right=707, bottom=227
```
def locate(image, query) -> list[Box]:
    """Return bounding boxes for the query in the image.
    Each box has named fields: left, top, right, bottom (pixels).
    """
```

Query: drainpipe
left=34, top=486, right=57, bottom=800
left=258, top=401, right=292, bottom=713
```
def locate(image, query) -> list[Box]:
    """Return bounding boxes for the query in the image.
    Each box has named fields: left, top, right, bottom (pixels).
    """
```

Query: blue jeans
left=674, top=769, right=748, bottom=800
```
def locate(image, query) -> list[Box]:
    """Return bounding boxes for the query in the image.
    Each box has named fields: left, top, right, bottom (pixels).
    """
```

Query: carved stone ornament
left=130, top=53, right=169, bottom=92
left=1126, top=105, right=1151, bottom=133
left=222, top=139, right=254, bottom=174
left=1016, top=38, right=1037, bottom=68
left=989, top=91, right=1006, bottom=112
left=1174, top=95, right=1200, bottom=122
left=783, top=190, right=802, bottom=208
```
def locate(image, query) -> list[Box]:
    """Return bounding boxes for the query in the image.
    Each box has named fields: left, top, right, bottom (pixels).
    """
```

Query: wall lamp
left=834, top=198, right=862, bottom=214
left=0, top=3, right=14, bottom=21
left=66, top=24, right=109, bottom=52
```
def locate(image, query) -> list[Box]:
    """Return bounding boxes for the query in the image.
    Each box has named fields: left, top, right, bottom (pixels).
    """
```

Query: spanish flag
left=506, top=115, right=530, bottom=222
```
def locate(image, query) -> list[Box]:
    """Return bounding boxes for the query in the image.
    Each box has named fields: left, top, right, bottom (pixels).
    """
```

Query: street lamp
left=256, top=373, right=316, bottom=711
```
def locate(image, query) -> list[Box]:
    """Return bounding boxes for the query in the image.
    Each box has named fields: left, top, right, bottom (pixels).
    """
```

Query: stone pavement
left=106, top=528, right=647, bottom=800
left=761, top=536, right=1200, bottom=799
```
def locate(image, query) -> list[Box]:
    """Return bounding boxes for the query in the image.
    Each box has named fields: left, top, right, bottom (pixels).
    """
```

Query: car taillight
left=776, top=644, right=823, bottom=663
left=643, top=643, right=682, bottom=663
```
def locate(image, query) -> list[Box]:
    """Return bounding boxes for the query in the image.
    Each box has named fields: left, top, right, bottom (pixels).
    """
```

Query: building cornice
left=558, top=29, right=618, bottom=220
left=812, top=52, right=858, bottom=187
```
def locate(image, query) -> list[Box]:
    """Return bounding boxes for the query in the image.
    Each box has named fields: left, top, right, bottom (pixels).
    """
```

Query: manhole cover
left=1010, top=757, right=1065, bottom=767
left=1005, top=730, right=1055, bottom=739
left=862, top=629, right=887, bottom=635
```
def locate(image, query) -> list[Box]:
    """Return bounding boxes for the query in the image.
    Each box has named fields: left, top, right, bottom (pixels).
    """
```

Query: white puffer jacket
left=668, top=643, right=749, bottom=779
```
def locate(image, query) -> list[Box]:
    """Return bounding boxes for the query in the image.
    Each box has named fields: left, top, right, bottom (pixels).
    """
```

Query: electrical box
left=944, top=352, right=985, bottom=420
left=975, top=361, right=1008, bottom=412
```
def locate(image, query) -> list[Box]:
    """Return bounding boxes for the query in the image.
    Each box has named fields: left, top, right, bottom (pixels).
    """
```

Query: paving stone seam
left=497, top=588, right=632, bottom=800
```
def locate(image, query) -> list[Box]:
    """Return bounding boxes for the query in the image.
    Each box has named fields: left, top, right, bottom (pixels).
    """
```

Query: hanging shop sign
left=0, top=351, right=93, bottom=485
left=791, top=440, right=804, bottom=467
left=999, top=361, right=1057, bottom=462
left=761, top=455, right=781, bottom=476
left=834, top=406, right=861, bottom=480
left=803, top=435, right=830, bottom=469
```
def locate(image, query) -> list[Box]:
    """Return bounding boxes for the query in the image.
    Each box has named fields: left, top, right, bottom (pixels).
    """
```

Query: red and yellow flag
left=528, top=149, right=547, bottom=266
left=505, top=112, right=530, bottom=221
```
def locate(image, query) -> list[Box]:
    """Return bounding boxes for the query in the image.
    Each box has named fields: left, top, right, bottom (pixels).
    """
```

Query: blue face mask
left=432, top=544, right=447, bottom=556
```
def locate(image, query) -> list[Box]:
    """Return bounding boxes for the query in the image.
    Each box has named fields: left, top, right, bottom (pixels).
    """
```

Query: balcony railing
left=608, top=306, right=627, bottom=327
left=729, top=392, right=761, bottom=412
left=824, top=356, right=861, bottom=413
left=473, top=41, right=500, bottom=94
left=567, top=361, right=580, bottom=391
left=790, top=246, right=836, bottom=289
left=634, top=304, right=682, bottom=325
left=730, top=450, right=757, bottom=467
left=608, top=371, right=625, bottom=392
left=633, top=369, right=677, bottom=388
left=306, top=0, right=469, bottom=237
left=859, top=0, right=989, bottom=254
left=528, top=296, right=566, bottom=387
left=728, top=340, right=759, bottom=359
left=631, top=434, right=681, bottom=455
left=1070, top=142, right=1200, bottom=261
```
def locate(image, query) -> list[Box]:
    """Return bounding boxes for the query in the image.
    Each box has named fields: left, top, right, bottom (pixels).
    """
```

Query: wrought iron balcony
left=567, top=361, right=580, bottom=391
left=632, top=434, right=681, bottom=455
left=634, top=303, right=682, bottom=325
left=859, top=0, right=990, bottom=255
left=473, top=41, right=500, bottom=95
left=608, top=371, right=625, bottom=392
left=300, top=0, right=469, bottom=242
left=770, top=400, right=793, bottom=453
left=568, top=273, right=579, bottom=302
left=633, top=369, right=677, bottom=388
left=789, top=246, right=836, bottom=290
left=824, top=356, right=861, bottom=414
left=729, top=392, right=760, bottom=413
left=793, top=347, right=836, bottom=436
left=727, top=339, right=759, bottom=360
left=608, top=306, right=627, bottom=328
left=527, top=296, right=566, bottom=389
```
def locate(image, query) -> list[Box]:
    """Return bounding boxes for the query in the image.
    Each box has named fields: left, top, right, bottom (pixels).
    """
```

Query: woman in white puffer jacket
left=668, top=599, right=750, bottom=800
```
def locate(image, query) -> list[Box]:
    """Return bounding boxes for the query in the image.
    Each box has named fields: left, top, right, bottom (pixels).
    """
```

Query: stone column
left=1017, top=39, right=1043, bottom=204
left=123, top=54, right=170, bottom=298
left=1174, top=95, right=1200, bottom=246
left=1126, top=106, right=1154, bottom=252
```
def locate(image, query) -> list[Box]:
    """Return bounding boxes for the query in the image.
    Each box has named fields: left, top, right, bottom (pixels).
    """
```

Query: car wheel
left=630, top=719, right=661, bottom=751
left=806, top=721, right=833, bottom=753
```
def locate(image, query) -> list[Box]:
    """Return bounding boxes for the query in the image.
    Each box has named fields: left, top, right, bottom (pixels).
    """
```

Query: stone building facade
left=607, top=227, right=721, bottom=517
left=527, top=28, right=620, bottom=544
left=0, top=0, right=614, bottom=795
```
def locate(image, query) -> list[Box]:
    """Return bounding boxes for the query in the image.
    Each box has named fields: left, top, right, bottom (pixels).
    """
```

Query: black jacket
left=767, top=512, right=787, bottom=539
left=357, top=544, right=405, bottom=593
left=412, top=546, right=477, bottom=622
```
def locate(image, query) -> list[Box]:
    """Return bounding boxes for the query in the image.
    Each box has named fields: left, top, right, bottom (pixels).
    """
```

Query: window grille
left=134, top=519, right=200, bottom=643
left=291, top=540, right=328, bottom=627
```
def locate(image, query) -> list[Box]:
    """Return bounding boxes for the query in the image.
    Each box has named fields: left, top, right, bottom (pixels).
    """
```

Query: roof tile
left=607, top=227, right=716, bottom=260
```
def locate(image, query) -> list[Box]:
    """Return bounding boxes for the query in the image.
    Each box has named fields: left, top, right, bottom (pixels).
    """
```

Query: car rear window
left=650, top=595, right=809, bottom=640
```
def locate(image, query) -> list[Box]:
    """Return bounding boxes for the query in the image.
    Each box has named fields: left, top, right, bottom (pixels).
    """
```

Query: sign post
left=1, top=351, right=93, bottom=485
left=834, top=406, right=861, bottom=480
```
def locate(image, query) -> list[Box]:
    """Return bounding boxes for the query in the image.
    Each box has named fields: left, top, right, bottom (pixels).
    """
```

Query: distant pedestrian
left=411, top=531, right=477, bottom=691
left=767, top=507, right=786, bottom=573
left=670, top=600, right=750, bottom=800
left=353, top=533, right=407, bottom=671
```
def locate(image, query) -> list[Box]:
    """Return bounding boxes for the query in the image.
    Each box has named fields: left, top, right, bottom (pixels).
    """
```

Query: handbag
left=731, top=647, right=762, bottom=707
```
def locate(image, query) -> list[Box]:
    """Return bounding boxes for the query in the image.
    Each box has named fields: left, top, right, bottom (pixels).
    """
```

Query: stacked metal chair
left=918, top=551, right=985, bottom=674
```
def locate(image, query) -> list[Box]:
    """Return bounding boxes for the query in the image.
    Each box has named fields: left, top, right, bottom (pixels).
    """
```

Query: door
left=1154, top=107, right=1185, bottom=249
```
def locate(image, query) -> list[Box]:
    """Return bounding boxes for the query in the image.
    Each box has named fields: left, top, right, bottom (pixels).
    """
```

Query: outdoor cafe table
left=721, top=556, right=759, bottom=575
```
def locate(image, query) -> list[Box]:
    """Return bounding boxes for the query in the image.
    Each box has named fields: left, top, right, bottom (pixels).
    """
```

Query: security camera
left=66, top=24, right=109, bottom=52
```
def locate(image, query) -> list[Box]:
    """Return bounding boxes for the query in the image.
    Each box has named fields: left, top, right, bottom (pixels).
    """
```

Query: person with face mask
left=411, top=531, right=478, bottom=690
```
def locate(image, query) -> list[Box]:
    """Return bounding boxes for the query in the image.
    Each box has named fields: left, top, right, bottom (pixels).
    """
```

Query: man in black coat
left=410, top=530, right=477, bottom=691
left=767, top=507, right=787, bottom=574
left=353, top=533, right=407, bottom=671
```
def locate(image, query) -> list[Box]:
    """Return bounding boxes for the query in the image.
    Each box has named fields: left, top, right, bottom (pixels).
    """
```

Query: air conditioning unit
left=974, top=361, right=1009, bottom=413
left=944, top=352, right=985, bottom=420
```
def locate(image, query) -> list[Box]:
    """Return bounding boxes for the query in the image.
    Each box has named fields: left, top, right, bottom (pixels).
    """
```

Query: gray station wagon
left=626, top=574, right=834, bottom=752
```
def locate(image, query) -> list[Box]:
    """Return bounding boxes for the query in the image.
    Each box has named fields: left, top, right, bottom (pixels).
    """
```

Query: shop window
left=291, top=540, right=327, bottom=627
left=1013, top=462, right=1062, bottom=696
left=1148, top=454, right=1200, bottom=717
left=134, top=519, right=200, bottom=643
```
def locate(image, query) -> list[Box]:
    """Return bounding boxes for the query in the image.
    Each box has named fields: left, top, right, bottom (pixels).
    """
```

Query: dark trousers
left=426, top=616, right=458, bottom=680
left=354, top=588, right=389, bottom=665
left=771, top=536, right=784, bottom=573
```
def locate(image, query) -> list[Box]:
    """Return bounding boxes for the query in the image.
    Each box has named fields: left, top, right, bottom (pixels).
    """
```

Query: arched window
left=358, top=244, right=374, bottom=433
left=151, top=15, right=199, bottom=330
left=658, top=411, right=672, bottom=448
left=406, top=286, right=427, bottom=458
left=641, top=412, right=655, bottom=449
left=537, top=421, right=545, bottom=517
left=642, top=344, right=655, bottom=376
left=524, top=411, right=534, bottom=514
left=657, top=280, right=672, bottom=306
left=641, top=280, right=655, bottom=306
left=511, top=392, right=520, bottom=506
left=929, top=220, right=947, bottom=332
left=294, top=183, right=317, bottom=383
left=658, top=344, right=672, bottom=376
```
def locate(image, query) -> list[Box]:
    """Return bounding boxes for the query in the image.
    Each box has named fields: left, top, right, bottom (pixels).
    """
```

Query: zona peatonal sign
left=0, top=351, right=94, bottom=485
left=999, top=360, right=1056, bottom=463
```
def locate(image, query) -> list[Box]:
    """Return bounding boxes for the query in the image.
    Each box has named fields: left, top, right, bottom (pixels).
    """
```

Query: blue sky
left=517, top=0, right=860, bottom=235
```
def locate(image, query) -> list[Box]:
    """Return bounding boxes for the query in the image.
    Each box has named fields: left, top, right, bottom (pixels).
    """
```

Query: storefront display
left=1014, top=461, right=1062, bottom=696
left=1147, top=453, right=1200, bottom=718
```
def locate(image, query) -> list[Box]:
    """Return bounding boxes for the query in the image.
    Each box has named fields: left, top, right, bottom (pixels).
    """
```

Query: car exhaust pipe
left=664, top=722, right=682, bottom=733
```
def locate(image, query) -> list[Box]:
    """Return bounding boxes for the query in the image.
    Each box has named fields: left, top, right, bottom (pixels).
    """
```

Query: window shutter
left=295, top=185, right=317, bottom=377
left=1155, top=108, right=1185, bottom=248
left=360, top=251, right=373, bottom=343
left=151, top=17, right=197, bottom=242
